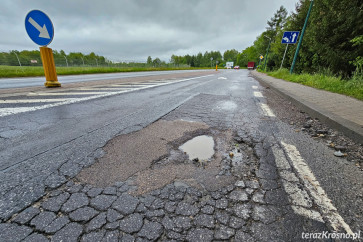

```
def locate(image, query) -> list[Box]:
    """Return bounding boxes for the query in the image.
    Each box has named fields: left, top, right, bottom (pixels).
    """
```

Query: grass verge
left=264, top=69, right=363, bottom=101
left=0, top=66, right=216, bottom=78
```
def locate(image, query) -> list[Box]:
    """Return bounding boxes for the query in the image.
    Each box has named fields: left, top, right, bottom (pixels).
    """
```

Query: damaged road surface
left=0, top=70, right=362, bottom=241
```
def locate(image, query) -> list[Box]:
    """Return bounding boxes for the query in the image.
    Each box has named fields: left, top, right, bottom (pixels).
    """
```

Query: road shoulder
left=251, top=70, right=363, bottom=144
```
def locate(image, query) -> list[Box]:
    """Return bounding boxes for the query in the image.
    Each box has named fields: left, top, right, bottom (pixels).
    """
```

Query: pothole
left=77, top=119, right=238, bottom=194
left=218, top=138, right=260, bottom=179
left=179, top=135, right=215, bottom=162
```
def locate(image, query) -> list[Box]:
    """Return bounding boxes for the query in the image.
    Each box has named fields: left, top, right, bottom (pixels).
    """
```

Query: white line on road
left=259, top=103, right=275, bottom=117
left=252, top=85, right=258, bottom=89
left=280, top=141, right=353, bottom=235
left=272, top=146, right=324, bottom=223
left=0, top=99, right=77, bottom=104
left=27, top=92, right=120, bottom=96
left=0, top=74, right=214, bottom=117
left=0, top=107, right=45, bottom=116
left=118, top=84, right=151, bottom=87
left=218, top=77, right=227, bottom=80
left=77, top=88, right=134, bottom=91
left=253, top=91, right=263, bottom=98
left=109, top=84, right=138, bottom=87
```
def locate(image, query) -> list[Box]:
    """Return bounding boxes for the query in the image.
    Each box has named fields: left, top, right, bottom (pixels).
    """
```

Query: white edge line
left=259, top=103, right=275, bottom=117
left=280, top=141, right=353, bottom=235
left=272, top=146, right=324, bottom=223
left=253, top=91, right=263, bottom=98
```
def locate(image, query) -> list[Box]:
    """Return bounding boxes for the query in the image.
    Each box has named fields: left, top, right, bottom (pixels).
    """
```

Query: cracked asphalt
left=0, top=70, right=362, bottom=241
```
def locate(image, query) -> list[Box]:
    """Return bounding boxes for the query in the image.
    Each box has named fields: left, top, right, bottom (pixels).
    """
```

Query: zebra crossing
left=0, top=75, right=213, bottom=117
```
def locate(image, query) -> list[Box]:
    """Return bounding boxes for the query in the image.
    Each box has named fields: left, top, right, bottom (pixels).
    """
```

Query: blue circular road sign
left=25, top=10, right=54, bottom=46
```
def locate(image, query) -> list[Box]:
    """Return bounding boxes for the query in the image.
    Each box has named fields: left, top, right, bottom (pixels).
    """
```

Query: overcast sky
left=0, top=0, right=298, bottom=62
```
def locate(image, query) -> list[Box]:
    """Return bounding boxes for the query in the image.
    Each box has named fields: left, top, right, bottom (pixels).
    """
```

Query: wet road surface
left=0, top=70, right=210, bottom=89
left=0, top=70, right=361, bottom=241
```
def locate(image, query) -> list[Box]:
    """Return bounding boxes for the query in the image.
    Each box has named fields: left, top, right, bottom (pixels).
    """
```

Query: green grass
left=0, top=66, right=215, bottom=78
left=264, top=68, right=363, bottom=101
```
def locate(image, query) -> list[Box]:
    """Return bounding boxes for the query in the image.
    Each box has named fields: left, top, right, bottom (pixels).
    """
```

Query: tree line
left=236, top=0, right=363, bottom=78
left=168, top=50, right=240, bottom=68
left=169, top=0, right=362, bottom=77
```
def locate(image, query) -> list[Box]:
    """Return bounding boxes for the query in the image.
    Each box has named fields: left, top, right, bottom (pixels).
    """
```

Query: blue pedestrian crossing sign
left=25, top=10, right=54, bottom=46
left=281, top=31, right=300, bottom=44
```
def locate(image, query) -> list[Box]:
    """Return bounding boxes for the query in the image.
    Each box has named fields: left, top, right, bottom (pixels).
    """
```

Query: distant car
left=234, top=66, right=240, bottom=69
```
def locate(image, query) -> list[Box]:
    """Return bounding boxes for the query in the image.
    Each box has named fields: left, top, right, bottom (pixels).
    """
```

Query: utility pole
left=290, top=0, right=314, bottom=74
left=81, top=56, right=85, bottom=66
left=263, top=36, right=271, bottom=71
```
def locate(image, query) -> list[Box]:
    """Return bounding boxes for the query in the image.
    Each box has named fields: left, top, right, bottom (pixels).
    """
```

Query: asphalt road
left=0, top=70, right=361, bottom=241
left=0, top=69, right=209, bottom=89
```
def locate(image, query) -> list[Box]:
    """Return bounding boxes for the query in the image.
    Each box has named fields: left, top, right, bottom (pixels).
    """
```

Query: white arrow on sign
left=283, top=37, right=290, bottom=42
left=28, top=17, right=50, bottom=39
left=292, top=33, right=297, bottom=43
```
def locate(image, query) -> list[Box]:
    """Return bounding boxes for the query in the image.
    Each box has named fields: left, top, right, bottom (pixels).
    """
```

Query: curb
left=250, top=71, right=363, bottom=145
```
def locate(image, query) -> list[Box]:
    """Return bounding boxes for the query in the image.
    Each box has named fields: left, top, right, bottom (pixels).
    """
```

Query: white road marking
left=0, top=107, right=44, bottom=116
left=252, top=85, right=258, bottom=89
left=280, top=141, right=353, bottom=235
left=218, top=77, right=227, bottom=80
left=109, top=84, right=137, bottom=87
left=291, top=205, right=325, bottom=223
left=253, top=91, right=263, bottom=98
left=0, top=99, right=77, bottom=104
left=272, top=146, right=320, bottom=222
left=0, top=74, right=214, bottom=117
left=78, top=88, right=134, bottom=91
left=119, top=84, right=151, bottom=87
left=27, top=92, right=119, bottom=96
left=259, top=103, right=275, bottom=117
left=143, top=81, right=171, bottom=83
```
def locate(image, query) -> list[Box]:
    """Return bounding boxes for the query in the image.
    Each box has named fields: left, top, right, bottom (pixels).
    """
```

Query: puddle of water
left=179, top=135, right=215, bottom=160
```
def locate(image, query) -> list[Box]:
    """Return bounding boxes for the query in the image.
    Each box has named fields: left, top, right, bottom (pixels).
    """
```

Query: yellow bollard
left=216, top=64, right=218, bottom=71
left=39, top=46, right=61, bottom=87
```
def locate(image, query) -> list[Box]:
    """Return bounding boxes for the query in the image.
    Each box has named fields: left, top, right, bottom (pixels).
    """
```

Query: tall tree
left=266, top=6, right=288, bottom=39
left=223, top=49, right=239, bottom=63
left=147, top=56, right=152, bottom=65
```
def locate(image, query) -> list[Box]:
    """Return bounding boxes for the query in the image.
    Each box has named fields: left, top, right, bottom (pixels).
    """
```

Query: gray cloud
left=0, top=0, right=297, bottom=62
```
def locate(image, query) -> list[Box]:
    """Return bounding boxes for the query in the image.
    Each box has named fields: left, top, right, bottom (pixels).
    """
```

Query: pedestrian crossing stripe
left=0, top=99, right=77, bottom=104
left=0, top=75, right=214, bottom=117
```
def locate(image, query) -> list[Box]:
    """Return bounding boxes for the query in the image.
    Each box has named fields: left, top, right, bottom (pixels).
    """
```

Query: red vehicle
left=247, top=62, right=255, bottom=70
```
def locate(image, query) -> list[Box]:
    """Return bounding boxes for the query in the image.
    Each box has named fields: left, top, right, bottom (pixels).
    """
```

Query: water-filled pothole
left=179, top=135, right=215, bottom=161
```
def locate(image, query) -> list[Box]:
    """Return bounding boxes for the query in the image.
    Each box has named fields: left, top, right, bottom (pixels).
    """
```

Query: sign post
left=280, top=31, right=300, bottom=69
left=25, top=10, right=60, bottom=87
left=290, top=0, right=314, bottom=74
